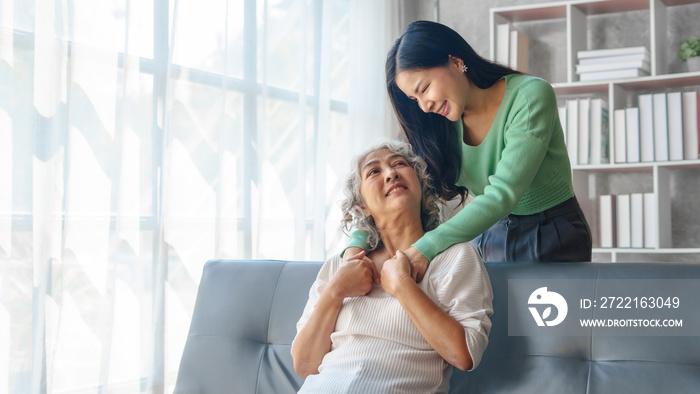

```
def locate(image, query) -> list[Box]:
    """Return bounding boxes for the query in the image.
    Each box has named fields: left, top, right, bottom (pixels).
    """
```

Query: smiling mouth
left=386, top=185, right=407, bottom=196
left=437, top=101, right=448, bottom=116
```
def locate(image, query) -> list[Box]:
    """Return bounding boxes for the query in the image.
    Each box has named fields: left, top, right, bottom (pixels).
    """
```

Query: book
left=496, top=23, right=510, bottom=66
left=566, top=99, right=579, bottom=165
left=559, top=105, right=568, bottom=145
left=682, top=90, right=700, bottom=160
left=576, top=60, right=650, bottom=74
left=638, top=94, right=655, bottom=162
left=589, top=99, right=609, bottom=164
left=667, top=91, right=684, bottom=161
left=652, top=93, right=670, bottom=161
left=630, top=193, right=644, bottom=248
left=578, top=46, right=649, bottom=59
left=509, top=29, right=529, bottom=73
left=613, top=109, right=627, bottom=163
left=625, top=107, right=641, bottom=163
left=616, top=194, right=631, bottom=248
left=578, top=98, right=591, bottom=165
left=578, top=68, right=650, bottom=82
left=643, top=192, right=657, bottom=248
left=578, top=52, right=650, bottom=65
left=599, top=194, right=616, bottom=248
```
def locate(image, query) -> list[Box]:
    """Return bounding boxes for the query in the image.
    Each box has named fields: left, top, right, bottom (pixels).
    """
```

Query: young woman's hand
left=381, top=250, right=414, bottom=296
left=329, top=251, right=379, bottom=299
left=341, top=247, right=362, bottom=263
left=403, top=246, right=429, bottom=282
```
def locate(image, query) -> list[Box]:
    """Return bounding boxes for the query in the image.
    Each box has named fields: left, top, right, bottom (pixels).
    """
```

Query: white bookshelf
left=490, top=0, right=700, bottom=262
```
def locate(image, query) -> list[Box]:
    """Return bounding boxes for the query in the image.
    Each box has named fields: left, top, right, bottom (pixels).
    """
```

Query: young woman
left=292, top=140, right=493, bottom=393
left=344, top=21, right=592, bottom=280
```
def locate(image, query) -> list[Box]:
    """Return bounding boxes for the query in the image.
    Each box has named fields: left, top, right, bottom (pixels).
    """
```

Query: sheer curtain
left=0, top=0, right=394, bottom=392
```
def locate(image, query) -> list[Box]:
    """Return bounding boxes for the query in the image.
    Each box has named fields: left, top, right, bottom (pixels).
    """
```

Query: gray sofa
left=174, top=260, right=700, bottom=393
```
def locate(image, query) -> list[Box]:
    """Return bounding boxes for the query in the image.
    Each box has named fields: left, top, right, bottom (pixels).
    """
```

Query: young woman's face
left=358, top=149, right=422, bottom=221
left=394, top=58, right=467, bottom=122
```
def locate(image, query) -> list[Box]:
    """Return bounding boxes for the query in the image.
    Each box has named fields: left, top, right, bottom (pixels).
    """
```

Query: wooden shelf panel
left=615, top=72, right=700, bottom=90
left=492, top=4, right=567, bottom=22
left=573, top=159, right=700, bottom=171
left=493, top=0, right=700, bottom=23
left=492, top=0, right=649, bottom=23
left=661, top=0, right=700, bottom=6
left=552, top=73, right=700, bottom=94
left=572, top=0, right=649, bottom=15
left=552, top=82, right=610, bottom=95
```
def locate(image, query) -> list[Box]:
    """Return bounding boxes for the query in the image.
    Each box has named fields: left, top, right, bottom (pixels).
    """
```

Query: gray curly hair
left=340, top=139, right=442, bottom=252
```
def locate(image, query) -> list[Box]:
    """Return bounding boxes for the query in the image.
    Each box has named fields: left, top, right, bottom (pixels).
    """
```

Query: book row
left=614, top=91, right=700, bottom=163
left=599, top=193, right=658, bottom=249
left=559, top=98, right=609, bottom=165
left=495, top=25, right=529, bottom=73
left=560, top=90, right=700, bottom=166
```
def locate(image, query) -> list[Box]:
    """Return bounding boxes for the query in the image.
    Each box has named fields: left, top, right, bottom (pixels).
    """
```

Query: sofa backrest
left=174, top=260, right=319, bottom=394
left=452, top=262, right=700, bottom=393
left=174, top=260, right=700, bottom=394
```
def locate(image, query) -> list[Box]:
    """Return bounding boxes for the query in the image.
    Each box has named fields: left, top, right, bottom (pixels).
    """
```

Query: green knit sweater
left=348, top=74, right=574, bottom=261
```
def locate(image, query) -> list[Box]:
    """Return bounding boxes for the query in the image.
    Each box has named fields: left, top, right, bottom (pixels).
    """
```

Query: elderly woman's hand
left=329, top=251, right=380, bottom=299
left=381, top=250, right=415, bottom=296
left=403, top=247, right=429, bottom=282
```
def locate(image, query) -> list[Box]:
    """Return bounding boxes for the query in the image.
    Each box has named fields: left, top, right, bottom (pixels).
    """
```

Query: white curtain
left=0, top=0, right=393, bottom=392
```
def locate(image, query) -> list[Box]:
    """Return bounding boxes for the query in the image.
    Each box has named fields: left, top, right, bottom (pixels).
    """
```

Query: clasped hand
left=329, top=251, right=380, bottom=299
left=380, top=250, right=414, bottom=296
left=334, top=250, right=425, bottom=299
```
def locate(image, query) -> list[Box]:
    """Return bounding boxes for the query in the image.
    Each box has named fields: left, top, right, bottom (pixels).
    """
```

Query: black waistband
left=504, top=197, right=581, bottom=223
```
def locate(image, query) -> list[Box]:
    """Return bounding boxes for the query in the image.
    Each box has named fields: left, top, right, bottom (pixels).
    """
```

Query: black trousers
left=470, top=197, right=592, bottom=262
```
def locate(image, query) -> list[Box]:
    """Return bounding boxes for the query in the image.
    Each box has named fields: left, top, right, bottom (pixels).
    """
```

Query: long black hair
left=386, top=20, right=519, bottom=202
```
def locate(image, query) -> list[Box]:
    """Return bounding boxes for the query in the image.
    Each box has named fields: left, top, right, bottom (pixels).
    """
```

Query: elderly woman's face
left=358, top=149, right=422, bottom=219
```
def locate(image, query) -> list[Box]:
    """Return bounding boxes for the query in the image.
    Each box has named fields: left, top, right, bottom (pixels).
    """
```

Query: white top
left=295, top=242, right=493, bottom=394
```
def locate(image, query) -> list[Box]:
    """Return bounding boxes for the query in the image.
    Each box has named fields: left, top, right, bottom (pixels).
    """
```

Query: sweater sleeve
left=414, top=79, right=558, bottom=261
left=340, top=230, right=370, bottom=257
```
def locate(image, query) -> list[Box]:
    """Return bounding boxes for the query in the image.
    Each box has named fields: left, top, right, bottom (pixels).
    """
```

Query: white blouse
left=294, top=242, right=493, bottom=394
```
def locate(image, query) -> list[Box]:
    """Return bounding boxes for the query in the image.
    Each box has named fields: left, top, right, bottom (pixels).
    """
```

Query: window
left=1, top=0, right=390, bottom=392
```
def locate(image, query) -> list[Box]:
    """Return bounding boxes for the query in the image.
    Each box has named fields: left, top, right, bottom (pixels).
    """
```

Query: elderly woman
left=291, top=140, right=493, bottom=393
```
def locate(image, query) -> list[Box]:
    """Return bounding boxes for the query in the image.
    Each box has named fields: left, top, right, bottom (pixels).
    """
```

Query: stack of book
left=576, top=46, right=650, bottom=82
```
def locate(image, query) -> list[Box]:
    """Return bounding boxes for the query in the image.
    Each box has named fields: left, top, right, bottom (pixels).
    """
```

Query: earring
left=460, top=64, right=468, bottom=73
